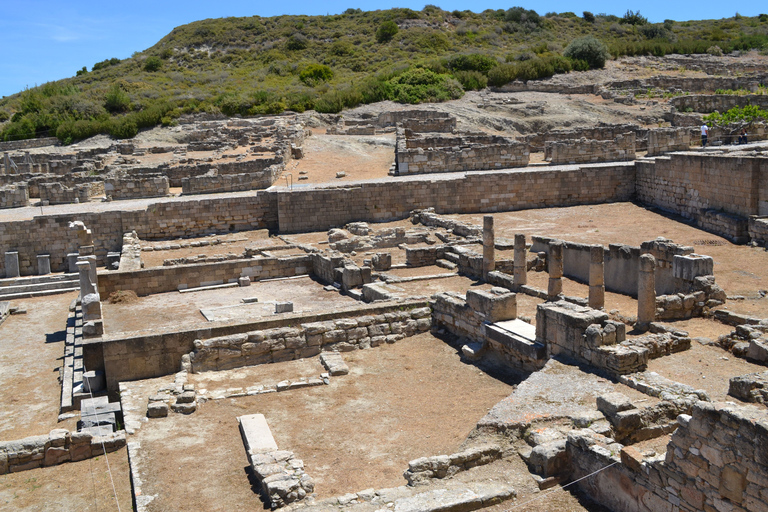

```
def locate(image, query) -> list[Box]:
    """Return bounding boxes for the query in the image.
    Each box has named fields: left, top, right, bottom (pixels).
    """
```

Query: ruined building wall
left=0, top=184, right=29, bottom=209
left=636, top=153, right=768, bottom=241
left=0, top=137, right=60, bottom=151
left=670, top=93, right=768, bottom=114
left=522, top=124, right=646, bottom=152
left=104, top=176, right=169, bottom=200
left=181, top=164, right=283, bottom=195
left=646, top=128, right=694, bottom=156
left=38, top=182, right=104, bottom=205
left=376, top=110, right=452, bottom=127
left=547, top=133, right=635, bottom=165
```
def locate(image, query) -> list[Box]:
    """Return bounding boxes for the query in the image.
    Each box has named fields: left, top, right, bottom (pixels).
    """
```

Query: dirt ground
left=0, top=292, right=79, bottom=440
left=129, top=332, right=518, bottom=510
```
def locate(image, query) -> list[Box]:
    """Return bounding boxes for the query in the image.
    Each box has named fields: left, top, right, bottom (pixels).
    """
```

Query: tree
left=583, top=11, right=595, bottom=23
left=376, top=21, right=399, bottom=43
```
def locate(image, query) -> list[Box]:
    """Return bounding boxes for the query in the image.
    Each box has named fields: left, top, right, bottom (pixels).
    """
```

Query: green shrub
left=76, top=66, right=88, bottom=76
left=445, top=54, right=498, bottom=74
left=299, top=64, right=334, bottom=86
left=144, top=57, right=162, bottom=72
left=376, top=21, right=399, bottom=43
left=286, top=34, right=308, bottom=51
left=760, top=14, right=768, bottom=22
left=707, top=45, right=723, bottom=56
left=621, top=10, right=648, bottom=25
left=92, top=58, right=120, bottom=71
left=564, top=36, right=610, bottom=69
left=109, top=117, right=138, bottom=139
left=386, top=67, right=463, bottom=104
left=104, top=84, right=131, bottom=113
left=487, top=63, right=517, bottom=86
left=453, top=70, right=487, bottom=91
left=704, top=105, right=768, bottom=125
left=583, top=11, right=595, bottom=23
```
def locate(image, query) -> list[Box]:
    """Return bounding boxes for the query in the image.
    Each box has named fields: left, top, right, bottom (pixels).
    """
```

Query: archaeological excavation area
left=1, top=56, right=768, bottom=512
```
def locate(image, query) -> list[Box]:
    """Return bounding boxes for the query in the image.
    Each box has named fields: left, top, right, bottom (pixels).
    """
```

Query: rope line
left=506, top=460, right=620, bottom=510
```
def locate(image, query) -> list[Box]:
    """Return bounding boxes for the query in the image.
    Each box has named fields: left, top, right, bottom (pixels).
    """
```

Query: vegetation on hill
left=1, top=6, right=768, bottom=143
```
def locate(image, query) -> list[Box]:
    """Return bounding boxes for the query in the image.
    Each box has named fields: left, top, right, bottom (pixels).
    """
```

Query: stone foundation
left=181, top=166, right=283, bottom=195
left=546, top=133, right=635, bottom=165
left=0, top=184, right=29, bottom=209
left=105, top=175, right=169, bottom=200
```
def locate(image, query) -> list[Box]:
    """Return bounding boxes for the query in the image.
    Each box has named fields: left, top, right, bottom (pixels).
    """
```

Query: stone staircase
left=0, top=273, right=79, bottom=301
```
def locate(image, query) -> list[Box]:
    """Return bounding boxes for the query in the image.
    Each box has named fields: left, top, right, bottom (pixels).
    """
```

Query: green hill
left=2, top=7, right=767, bottom=143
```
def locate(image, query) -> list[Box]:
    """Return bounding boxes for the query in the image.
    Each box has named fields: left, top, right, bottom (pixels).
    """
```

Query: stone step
left=0, top=286, right=80, bottom=301
left=0, top=278, right=79, bottom=295
left=0, top=273, right=78, bottom=288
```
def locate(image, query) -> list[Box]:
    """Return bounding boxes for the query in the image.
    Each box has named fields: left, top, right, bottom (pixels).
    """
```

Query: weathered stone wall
left=569, top=401, right=768, bottom=512
left=547, top=133, right=635, bottom=165
left=749, top=216, right=768, bottom=245
left=396, top=130, right=529, bottom=174
left=98, top=254, right=310, bottom=297
left=670, top=93, right=768, bottom=113
left=0, top=137, right=60, bottom=151
left=189, top=306, right=432, bottom=373
left=646, top=128, right=694, bottom=156
left=277, top=163, right=637, bottom=233
left=104, top=175, right=169, bottom=200
left=606, top=73, right=768, bottom=94
left=400, top=117, right=456, bottom=133
left=0, top=429, right=125, bottom=475
left=86, top=299, right=428, bottom=392
left=0, top=184, right=29, bottom=209
left=0, top=192, right=278, bottom=276
left=376, top=110, right=452, bottom=127
left=636, top=153, right=768, bottom=239
left=38, top=181, right=104, bottom=205
left=181, top=166, right=283, bottom=195
left=522, top=124, right=647, bottom=152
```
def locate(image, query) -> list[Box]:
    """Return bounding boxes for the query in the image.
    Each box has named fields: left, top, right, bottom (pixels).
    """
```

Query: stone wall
left=636, top=153, right=768, bottom=239
left=376, top=110, right=452, bottom=127
left=400, top=117, right=456, bottom=133
left=105, top=175, right=169, bottom=200
left=0, top=137, right=60, bottom=151
left=188, top=306, right=432, bottom=373
left=396, top=130, right=529, bottom=174
left=181, top=166, right=283, bottom=195
left=277, top=163, right=636, bottom=233
left=606, top=73, right=768, bottom=94
left=0, top=184, right=29, bottom=209
left=0, top=428, right=125, bottom=475
left=522, top=124, right=647, bottom=152
left=98, top=254, right=310, bottom=297
left=0, top=192, right=277, bottom=276
left=749, top=216, right=768, bottom=245
left=569, top=401, right=768, bottom=512
left=85, top=299, right=428, bottom=392
left=38, top=181, right=104, bottom=205
left=670, top=94, right=768, bottom=114
left=646, top=128, right=694, bottom=156
left=547, top=133, right=635, bottom=165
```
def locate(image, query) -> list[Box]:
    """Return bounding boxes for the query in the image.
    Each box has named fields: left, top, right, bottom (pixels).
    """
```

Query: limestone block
left=81, top=293, right=102, bottom=322
left=4, top=251, right=19, bottom=278
left=466, top=289, right=516, bottom=323
left=596, top=393, right=635, bottom=416
left=275, top=302, right=293, bottom=314
left=673, top=254, right=714, bottom=281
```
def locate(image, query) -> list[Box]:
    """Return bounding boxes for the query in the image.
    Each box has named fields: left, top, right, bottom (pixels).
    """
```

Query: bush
left=144, top=56, right=162, bottom=72
left=583, top=11, right=595, bottom=23
left=707, top=45, right=724, bottom=56
left=109, top=117, right=138, bottom=139
left=299, top=64, right=334, bottom=86
left=76, top=66, right=88, bottom=76
left=386, top=67, right=463, bottom=103
left=453, top=70, right=487, bottom=91
left=446, top=54, right=498, bottom=74
left=376, top=21, right=399, bottom=43
left=286, top=34, right=308, bottom=51
left=621, top=10, right=648, bottom=25
left=487, top=63, right=517, bottom=86
left=104, top=84, right=130, bottom=113
left=564, top=36, right=610, bottom=69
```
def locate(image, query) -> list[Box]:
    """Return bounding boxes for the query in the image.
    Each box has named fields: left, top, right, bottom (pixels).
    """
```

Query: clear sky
left=1, top=0, right=762, bottom=98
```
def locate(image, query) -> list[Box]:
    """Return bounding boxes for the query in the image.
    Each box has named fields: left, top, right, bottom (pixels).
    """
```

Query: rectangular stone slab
left=238, top=414, right=278, bottom=455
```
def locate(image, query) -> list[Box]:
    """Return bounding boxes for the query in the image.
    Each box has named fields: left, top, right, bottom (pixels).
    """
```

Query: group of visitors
left=700, top=124, right=749, bottom=146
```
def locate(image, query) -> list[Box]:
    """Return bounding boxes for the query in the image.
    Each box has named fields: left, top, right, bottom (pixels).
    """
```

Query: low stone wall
left=522, top=124, right=646, bottom=152
left=105, top=176, right=169, bottom=200
left=376, top=110, right=452, bottom=128
left=749, top=216, right=768, bottom=245
left=547, top=133, right=635, bottom=165
left=400, top=117, right=456, bottom=133
left=188, top=306, right=432, bottom=373
left=396, top=131, right=529, bottom=175
left=670, top=93, right=768, bottom=114
left=97, top=254, right=311, bottom=297
left=181, top=166, right=283, bottom=195
left=403, top=444, right=502, bottom=485
left=0, top=137, right=60, bottom=151
left=646, top=128, right=693, bottom=156
left=569, top=401, right=768, bottom=512
left=0, top=184, right=29, bottom=209
left=86, top=299, right=428, bottom=392
left=0, top=429, right=125, bottom=475
left=38, top=181, right=104, bottom=205
left=607, top=73, right=768, bottom=94
left=729, top=371, right=768, bottom=404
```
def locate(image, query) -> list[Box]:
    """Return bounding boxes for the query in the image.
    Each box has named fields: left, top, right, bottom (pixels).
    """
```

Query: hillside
left=1, top=6, right=767, bottom=143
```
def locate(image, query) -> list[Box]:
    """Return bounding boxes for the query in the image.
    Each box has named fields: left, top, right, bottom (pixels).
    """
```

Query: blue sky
left=1, top=0, right=763, bottom=98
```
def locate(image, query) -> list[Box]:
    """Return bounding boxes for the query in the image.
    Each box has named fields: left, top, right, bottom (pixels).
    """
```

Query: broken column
left=589, top=245, right=605, bottom=310
left=69, top=221, right=95, bottom=256
left=483, top=215, right=495, bottom=278
left=4, top=251, right=20, bottom=278
left=76, top=260, right=95, bottom=296
left=67, top=253, right=79, bottom=273
left=37, top=254, right=51, bottom=275
left=3, top=152, right=9, bottom=174
left=514, top=234, right=527, bottom=286
left=637, top=254, right=656, bottom=327
left=547, top=242, right=563, bottom=300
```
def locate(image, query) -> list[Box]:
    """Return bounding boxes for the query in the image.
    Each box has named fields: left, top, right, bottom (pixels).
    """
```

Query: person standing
left=701, top=123, right=709, bottom=147
left=739, top=128, right=748, bottom=144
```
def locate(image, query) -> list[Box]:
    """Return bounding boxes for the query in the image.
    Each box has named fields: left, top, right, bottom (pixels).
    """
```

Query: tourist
left=738, top=128, right=748, bottom=145
left=701, top=123, right=709, bottom=147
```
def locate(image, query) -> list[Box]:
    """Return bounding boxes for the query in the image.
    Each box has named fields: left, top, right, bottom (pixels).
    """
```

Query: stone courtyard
left=1, top=54, right=768, bottom=512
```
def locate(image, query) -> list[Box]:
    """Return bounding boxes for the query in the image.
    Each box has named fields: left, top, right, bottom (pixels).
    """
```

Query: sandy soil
left=290, top=133, right=396, bottom=184
left=130, top=333, right=518, bottom=510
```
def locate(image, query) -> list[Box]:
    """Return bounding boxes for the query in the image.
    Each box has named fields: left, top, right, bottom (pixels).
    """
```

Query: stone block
left=4, top=252, right=19, bottom=278
left=239, top=414, right=279, bottom=454
left=596, top=393, right=635, bottom=416
left=275, top=302, right=293, bottom=314
left=673, top=254, right=714, bottom=281
left=147, top=402, right=169, bottom=418
left=466, top=289, right=516, bottom=322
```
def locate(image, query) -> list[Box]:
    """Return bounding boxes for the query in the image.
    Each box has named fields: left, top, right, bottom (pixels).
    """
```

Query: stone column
left=482, top=215, right=495, bottom=278
left=589, top=245, right=605, bottom=310
left=37, top=254, right=51, bottom=275
left=514, top=234, right=527, bottom=286
left=547, top=242, right=563, bottom=300
left=3, top=152, right=9, bottom=174
left=76, top=260, right=95, bottom=296
left=67, top=253, right=79, bottom=273
left=637, top=254, right=656, bottom=327
left=4, top=251, right=20, bottom=278
left=84, top=255, right=98, bottom=292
